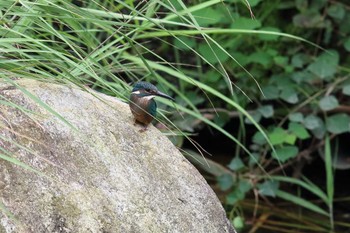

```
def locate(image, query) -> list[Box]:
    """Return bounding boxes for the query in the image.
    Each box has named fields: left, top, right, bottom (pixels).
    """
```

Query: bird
left=129, top=81, right=174, bottom=132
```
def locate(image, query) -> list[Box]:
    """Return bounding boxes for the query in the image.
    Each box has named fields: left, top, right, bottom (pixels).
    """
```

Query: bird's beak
left=155, top=91, right=175, bottom=101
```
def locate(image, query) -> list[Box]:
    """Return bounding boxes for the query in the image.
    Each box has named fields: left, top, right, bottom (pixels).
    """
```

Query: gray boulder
left=0, top=79, right=235, bottom=233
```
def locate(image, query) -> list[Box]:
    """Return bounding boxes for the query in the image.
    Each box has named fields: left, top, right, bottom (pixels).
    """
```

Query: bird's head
left=131, top=82, right=174, bottom=101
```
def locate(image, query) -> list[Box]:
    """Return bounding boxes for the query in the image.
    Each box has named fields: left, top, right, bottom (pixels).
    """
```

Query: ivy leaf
left=289, top=122, right=310, bottom=139
left=280, top=87, right=298, bottom=104
left=291, top=53, right=310, bottom=68
left=268, top=127, right=287, bottom=145
left=217, top=174, right=234, bottom=191
left=262, top=85, right=279, bottom=100
left=245, top=111, right=262, bottom=124
left=258, top=180, right=279, bottom=197
left=304, top=115, right=323, bottom=130
left=228, top=156, right=245, bottom=171
left=272, top=146, right=299, bottom=162
left=308, top=51, right=339, bottom=79
left=258, top=105, right=274, bottom=118
left=319, top=95, right=339, bottom=111
left=342, top=85, right=350, bottom=96
left=249, top=52, right=273, bottom=68
left=326, top=114, right=350, bottom=134
left=289, top=112, right=304, bottom=122
left=311, top=125, right=326, bottom=140
left=327, top=3, right=345, bottom=20
left=226, top=180, right=251, bottom=205
left=284, top=134, right=297, bottom=145
left=252, top=131, right=266, bottom=145
left=248, top=153, right=260, bottom=166
left=344, top=37, right=350, bottom=52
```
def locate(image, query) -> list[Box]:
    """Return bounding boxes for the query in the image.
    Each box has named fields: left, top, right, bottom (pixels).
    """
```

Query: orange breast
left=129, top=95, right=154, bottom=125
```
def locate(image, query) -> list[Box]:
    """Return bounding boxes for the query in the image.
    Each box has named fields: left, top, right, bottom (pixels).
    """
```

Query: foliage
left=168, top=0, right=350, bottom=232
left=1, top=0, right=350, bottom=232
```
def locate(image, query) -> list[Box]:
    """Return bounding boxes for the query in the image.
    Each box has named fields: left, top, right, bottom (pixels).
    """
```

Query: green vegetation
left=1, top=0, right=350, bottom=232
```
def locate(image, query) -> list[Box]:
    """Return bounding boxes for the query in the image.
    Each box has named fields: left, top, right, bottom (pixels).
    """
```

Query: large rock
left=0, top=79, right=235, bottom=233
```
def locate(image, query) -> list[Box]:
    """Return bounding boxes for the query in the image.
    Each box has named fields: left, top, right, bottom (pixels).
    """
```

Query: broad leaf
left=228, top=156, right=245, bottom=171
left=273, top=146, right=299, bottom=162
left=258, top=180, right=279, bottom=197
left=319, top=95, right=339, bottom=111
left=308, top=51, right=339, bottom=79
left=326, top=114, right=350, bottom=134
left=289, top=122, right=310, bottom=140
left=258, top=105, right=274, bottom=118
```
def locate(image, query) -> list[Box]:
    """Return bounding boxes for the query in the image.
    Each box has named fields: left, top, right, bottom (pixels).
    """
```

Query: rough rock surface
left=0, top=79, right=235, bottom=233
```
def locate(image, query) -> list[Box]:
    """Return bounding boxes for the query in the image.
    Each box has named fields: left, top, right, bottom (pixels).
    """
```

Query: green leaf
left=228, top=156, right=245, bottom=171
left=258, top=105, right=274, bottom=118
left=202, top=70, right=221, bottom=83
left=327, top=3, right=345, bottom=20
left=272, top=146, right=299, bottom=162
left=230, top=17, right=261, bottom=30
left=268, top=127, right=287, bottom=145
left=326, top=114, right=350, bottom=134
left=232, top=216, right=244, bottom=229
left=218, top=174, right=234, bottom=191
left=226, top=192, right=242, bottom=205
left=262, top=85, right=279, bottom=100
left=274, top=56, right=288, bottom=66
left=304, top=115, right=323, bottom=130
left=258, top=27, right=281, bottom=41
left=244, top=111, right=261, bottom=124
left=193, top=7, right=223, bottom=26
left=342, top=84, right=350, bottom=96
left=280, top=87, right=298, bottom=104
left=344, top=37, right=350, bottom=52
left=198, top=42, right=229, bottom=64
left=308, top=51, right=339, bottom=79
left=248, top=153, right=260, bottom=166
left=214, top=112, right=230, bottom=128
left=292, top=71, right=316, bottom=84
left=186, top=91, right=205, bottom=105
left=289, top=122, right=310, bottom=140
left=226, top=180, right=251, bottom=205
left=249, top=52, right=272, bottom=68
left=311, top=126, right=326, bottom=140
left=319, top=95, right=339, bottom=111
left=174, top=36, right=196, bottom=50
left=238, top=179, right=252, bottom=193
left=289, top=112, right=304, bottom=122
left=248, top=0, right=262, bottom=7
left=284, top=134, right=297, bottom=145
left=252, top=131, right=266, bottom=145
left=295, top=0, right=307, bottom=10
left=291, top=53, right=310, bottom=68
left=258, top=180, right=279, bottom=197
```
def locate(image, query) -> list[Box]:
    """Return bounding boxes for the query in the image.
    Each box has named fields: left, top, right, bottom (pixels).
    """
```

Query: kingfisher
left=129, top=81, right=174, bottom=132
